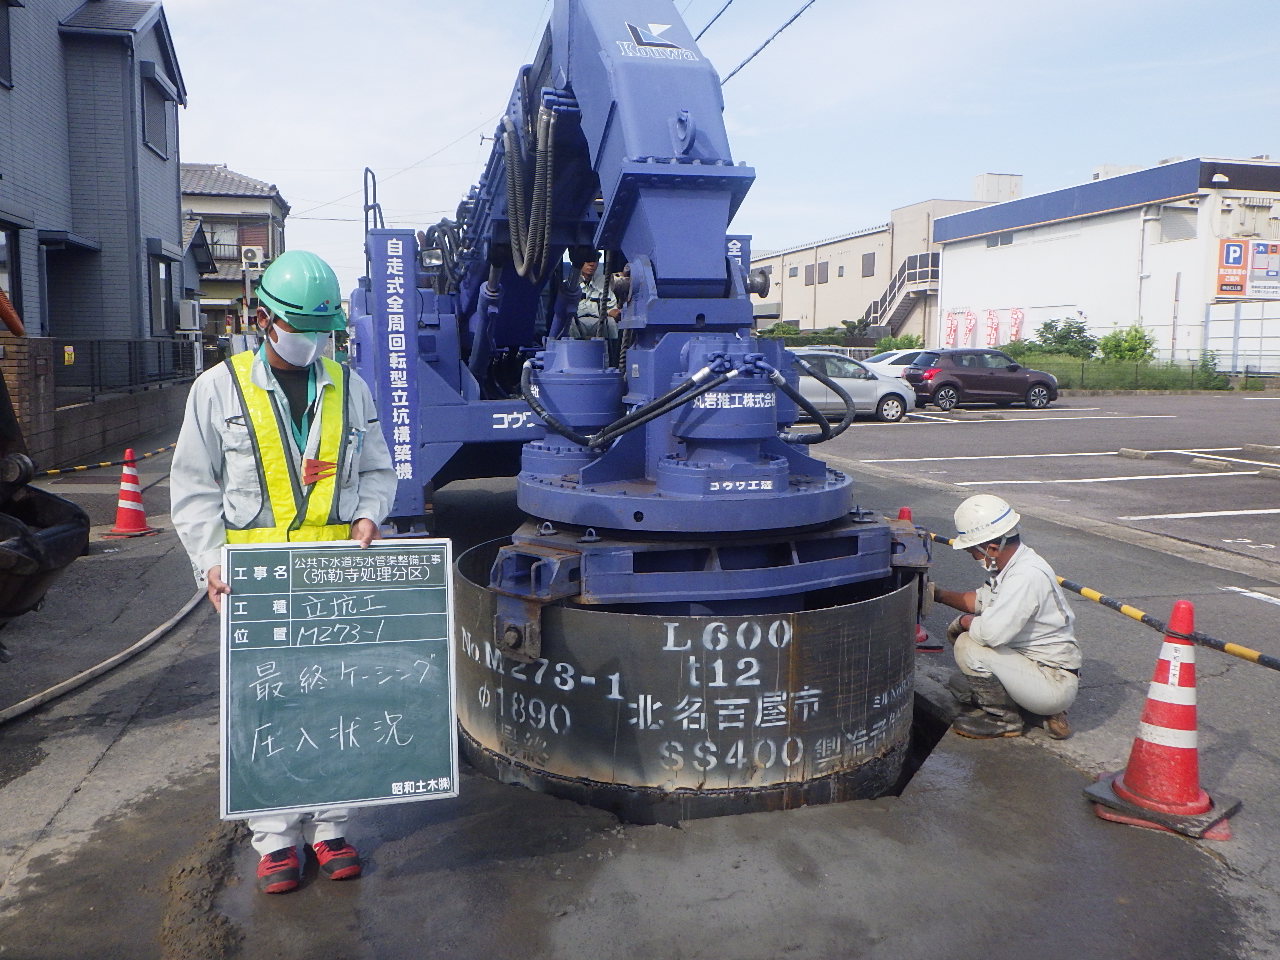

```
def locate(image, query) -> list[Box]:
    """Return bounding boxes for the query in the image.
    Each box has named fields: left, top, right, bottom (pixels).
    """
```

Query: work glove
left=947, top=615, right=967, bottom=644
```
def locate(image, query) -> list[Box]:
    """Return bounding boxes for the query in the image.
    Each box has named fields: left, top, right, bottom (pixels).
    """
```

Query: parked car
left=860, top=348, right=925, bottom=378
left=903, top=348, right=1059, bottom=411
left=791, top=349, right=916, bottom=422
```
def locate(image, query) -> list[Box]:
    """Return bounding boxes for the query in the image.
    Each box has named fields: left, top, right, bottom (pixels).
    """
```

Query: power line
left=294, top=115, right=499, bottom=217
left=696, top=0, right=734, bottom=41
left=721, top=0, right=819, bottom=85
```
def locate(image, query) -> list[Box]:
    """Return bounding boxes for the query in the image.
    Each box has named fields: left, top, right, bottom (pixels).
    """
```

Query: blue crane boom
left=349, top=0, right=930, bottom=821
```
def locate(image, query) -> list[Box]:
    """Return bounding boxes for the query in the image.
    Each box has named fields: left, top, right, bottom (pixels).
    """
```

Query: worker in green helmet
left=171, top=250, right=396, bottom=895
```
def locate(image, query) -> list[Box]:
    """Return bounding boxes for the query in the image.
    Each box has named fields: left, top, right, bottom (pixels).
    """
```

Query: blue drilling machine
left=350, top=0, right=931, bottom=823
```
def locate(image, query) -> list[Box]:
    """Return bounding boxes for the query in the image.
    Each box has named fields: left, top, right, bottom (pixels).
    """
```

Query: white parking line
left=901, top=415, right=1178, bottom=424
left=863, top=448, right=1241, bottom=464
left=1120, top=508, right=1280, bottom=520
left=958, top=471, right=1259, bottom=486
left=1220, top=586, right=1280, bottom=607
left=905, top=412, right=960, bottom=423
left=1170, top=451, right=1280, bottom=468
left=1242, top=397, right=1280, bottom=401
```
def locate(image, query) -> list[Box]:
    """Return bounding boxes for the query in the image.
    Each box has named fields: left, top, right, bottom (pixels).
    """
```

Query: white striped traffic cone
left=1084, top=600, right=1239, bottom=839
left=103, top=448, right=160, bottom=538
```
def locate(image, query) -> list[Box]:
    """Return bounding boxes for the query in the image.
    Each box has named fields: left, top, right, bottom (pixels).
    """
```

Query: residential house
left=0, top=0, right=191, bottom=466
left=180, top=162, right=289, bottom=337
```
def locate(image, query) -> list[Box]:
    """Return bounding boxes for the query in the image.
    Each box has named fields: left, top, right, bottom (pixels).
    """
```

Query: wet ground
left=0, top=415, right=1277, bottom=958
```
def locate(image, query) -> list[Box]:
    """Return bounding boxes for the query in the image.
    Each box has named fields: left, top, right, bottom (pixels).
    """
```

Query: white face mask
left=269, top=325, right=327, bottom=367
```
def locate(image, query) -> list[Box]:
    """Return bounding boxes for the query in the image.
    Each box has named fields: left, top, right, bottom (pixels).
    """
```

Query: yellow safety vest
left=223, top=350, right=352, bottom=544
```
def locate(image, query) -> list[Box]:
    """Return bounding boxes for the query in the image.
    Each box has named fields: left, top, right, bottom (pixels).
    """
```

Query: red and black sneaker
left=256, top=847, right=300, bottom=894
left=310, top=838, right=362, bottom=880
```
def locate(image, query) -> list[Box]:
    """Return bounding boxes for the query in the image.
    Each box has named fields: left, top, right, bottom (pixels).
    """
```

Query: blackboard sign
left=219, top=539, right=456, bottom=819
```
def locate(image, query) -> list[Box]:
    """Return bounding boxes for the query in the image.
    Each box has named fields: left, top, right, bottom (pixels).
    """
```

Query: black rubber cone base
left=1084, top=772, right=1241, bottom=840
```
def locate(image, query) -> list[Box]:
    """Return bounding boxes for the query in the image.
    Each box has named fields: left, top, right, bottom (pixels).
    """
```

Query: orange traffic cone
left=103, top=448, right=160, bottom=538
left=1084, top=600, right=1240, bottom=839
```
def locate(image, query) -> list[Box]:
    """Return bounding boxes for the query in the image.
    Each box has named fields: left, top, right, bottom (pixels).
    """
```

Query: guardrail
left=53, top=338, right=196, bottom=407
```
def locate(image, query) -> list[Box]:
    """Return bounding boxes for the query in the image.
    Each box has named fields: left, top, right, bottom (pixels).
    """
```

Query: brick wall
left=0, top=334, right=188, bottom=469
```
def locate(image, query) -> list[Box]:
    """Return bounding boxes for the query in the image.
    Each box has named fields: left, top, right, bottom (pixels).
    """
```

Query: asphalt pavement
left=0, top=394, right=1277, bottom=959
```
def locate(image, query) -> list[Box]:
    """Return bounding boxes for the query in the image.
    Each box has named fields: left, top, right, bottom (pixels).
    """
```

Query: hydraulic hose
left=505, top=108, right=558, bottom=283
left=755, top=362, right=831, bottom=444
left=588, top=370, right=739, bottom=449
left=590, top=365, right=716, bottom=440
left=503, top=117, right=530, bottom=273
left=789, top=355, right=856, bottom=441
left=519, top=361, right=593, bottom=448
left=0, top=589, right=205, bottom=726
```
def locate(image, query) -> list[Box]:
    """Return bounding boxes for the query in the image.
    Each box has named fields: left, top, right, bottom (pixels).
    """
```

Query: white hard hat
left=952, top=494, right=1020, bottom=550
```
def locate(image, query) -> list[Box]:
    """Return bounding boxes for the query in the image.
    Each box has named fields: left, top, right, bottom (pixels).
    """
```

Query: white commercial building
left=932, top=157, right=1280, bottom=371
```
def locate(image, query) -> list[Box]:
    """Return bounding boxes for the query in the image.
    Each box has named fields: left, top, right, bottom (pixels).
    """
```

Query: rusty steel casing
left=454, top=540, right=916, bottom=823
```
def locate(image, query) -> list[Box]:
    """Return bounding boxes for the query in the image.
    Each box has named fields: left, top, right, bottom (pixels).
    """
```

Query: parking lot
left=822, top=392, right=1280, bottom=565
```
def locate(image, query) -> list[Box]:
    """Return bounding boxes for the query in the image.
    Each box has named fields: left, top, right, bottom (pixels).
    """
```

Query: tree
left=874, top=334, right=924, bottom=352
left=1031, top=319, right=1098, bottom=359
left=1098, top=325, right=1156, bottom=362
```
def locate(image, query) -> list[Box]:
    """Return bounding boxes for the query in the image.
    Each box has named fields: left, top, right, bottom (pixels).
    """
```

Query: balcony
left=210, top=243, right=243, bottom=260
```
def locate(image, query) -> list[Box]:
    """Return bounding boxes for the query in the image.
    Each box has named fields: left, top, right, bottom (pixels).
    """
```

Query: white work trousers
left=248, top=808, right=352, bottom=856
left=954, top=633, right=1078, bottom=716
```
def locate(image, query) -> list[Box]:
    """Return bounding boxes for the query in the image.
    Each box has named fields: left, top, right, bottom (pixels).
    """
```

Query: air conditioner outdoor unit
left=240, top=245, right=265, bottom=267
left=177, top=300, right=202, bottom=331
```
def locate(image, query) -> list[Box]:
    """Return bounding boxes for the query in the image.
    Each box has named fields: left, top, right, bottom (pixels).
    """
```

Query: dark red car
left=903, top=349, right=1059, bottom=411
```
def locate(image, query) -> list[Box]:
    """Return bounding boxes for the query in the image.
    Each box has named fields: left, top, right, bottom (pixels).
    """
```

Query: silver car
left=791, top=349, right=915, bottom=422
left=861, top=348, right=925, bottom=378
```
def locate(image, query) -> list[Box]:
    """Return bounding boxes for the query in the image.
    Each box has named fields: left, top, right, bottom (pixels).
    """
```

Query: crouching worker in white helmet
left=932, top=495, right=1080, bottom=740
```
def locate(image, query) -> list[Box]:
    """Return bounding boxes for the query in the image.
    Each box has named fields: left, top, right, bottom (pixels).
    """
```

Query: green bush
left=1026, top=356, right=1232, bottom=390
left=1000, top=339, right=1035, bottom=360
left=1098, top=325, right=1157, bottom=362
left=777, top=334, right=848, bottom=347
left=874, top=334, right=924, bottom=352
left=1196, top=351, right=1231, bottom=390
left=1030, top=319, right=1098, bottom=359
left=758, top=322, right=800, bottom=338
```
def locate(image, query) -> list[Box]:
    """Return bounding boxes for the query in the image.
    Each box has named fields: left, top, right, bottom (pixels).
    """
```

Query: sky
left=164, top=0, right=1279, bottom=294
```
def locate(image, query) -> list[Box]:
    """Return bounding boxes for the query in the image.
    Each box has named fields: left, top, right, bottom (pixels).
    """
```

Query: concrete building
left=933, top=157, right=1280, bottom=368
left=0, top=0, right=192, bottom=467
left=750, top=178, right=1016, bottom=337
left=180, top=163, right=289, bottom=337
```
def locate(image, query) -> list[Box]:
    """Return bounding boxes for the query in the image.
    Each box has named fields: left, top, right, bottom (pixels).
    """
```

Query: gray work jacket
left=170, top=350, right=397, bottom=583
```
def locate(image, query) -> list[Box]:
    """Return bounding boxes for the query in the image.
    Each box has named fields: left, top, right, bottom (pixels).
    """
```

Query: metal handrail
left=860, top=252, right=940, bottom=327
left=52, top=338, right=196, bottom=407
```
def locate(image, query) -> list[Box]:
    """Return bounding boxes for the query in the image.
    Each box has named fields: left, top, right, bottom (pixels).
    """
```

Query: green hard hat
left=255, top=250, right=347, bottom=332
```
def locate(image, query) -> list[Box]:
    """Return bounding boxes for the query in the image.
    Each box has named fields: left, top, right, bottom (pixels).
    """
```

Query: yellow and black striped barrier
left=927, top=531, right=1280, bottom=674
left=36, top=443, right=177, bottom=478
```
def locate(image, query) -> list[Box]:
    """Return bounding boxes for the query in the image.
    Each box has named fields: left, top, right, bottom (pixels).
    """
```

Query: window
left=861, top=252, right=875, bottom=278
left=0, top=3, right=11, bottom=88
left=804, top=264, right=815, bottom=286
left=816, top=261, right=829, bottom=284
left=150, top=258, right=174, bottom=335
left=143, top=80, right=169, bottom=156
left=837, top=265, right=845, bottom=278
left=787, top=266, right=798, bottom=278
left=985, top=233, right=1013, bottom=247
left=0, top=225, right=18, bottom=316
left=827, top=357, right=869, bottom=379
left=1160, top=208, right=1197, bottom=242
